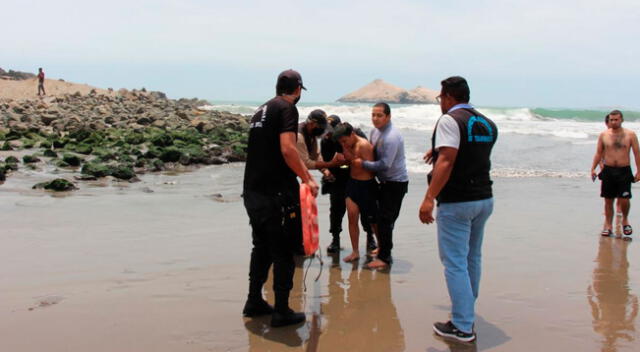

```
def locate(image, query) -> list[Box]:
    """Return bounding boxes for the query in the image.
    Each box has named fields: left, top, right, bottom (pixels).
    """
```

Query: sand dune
left=0, top=77, right=113, bottom=101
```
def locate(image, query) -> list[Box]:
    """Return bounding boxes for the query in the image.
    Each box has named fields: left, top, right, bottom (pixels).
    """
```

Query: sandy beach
left=4, top=0, right=640, bottom=350
left=1, top=165, right=638, bottom=351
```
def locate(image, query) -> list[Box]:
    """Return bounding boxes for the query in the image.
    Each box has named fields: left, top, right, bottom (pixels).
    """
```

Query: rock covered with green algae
left=0, top=90, right=249, bottom=183
left=32, top=178, right=78, bottom=192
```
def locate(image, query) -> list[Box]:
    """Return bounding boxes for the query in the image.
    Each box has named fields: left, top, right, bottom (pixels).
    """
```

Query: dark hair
left=441, top=76, right=470, bottom=103
left=332, top=122, right=354, bottom=141
left=605, top=114, right=609, bottom=124
left=373, top=102, right=391, bottom=116
left=609, top=109, right=624, bottom=119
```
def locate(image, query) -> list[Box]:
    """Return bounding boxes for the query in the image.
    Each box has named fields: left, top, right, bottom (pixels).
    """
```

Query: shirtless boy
left=333, top=122, right=379, bottom=262
left=591, top=110, right=640, bottom=238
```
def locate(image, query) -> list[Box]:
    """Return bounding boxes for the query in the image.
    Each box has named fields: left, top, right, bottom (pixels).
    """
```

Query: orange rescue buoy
left=300, top=184, right=319, bottom=256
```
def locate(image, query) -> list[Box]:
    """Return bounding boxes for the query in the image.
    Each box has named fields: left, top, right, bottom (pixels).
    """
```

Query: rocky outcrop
left=338, top=79, right=438, bottom=104
left=338, top=79, right=407, bottom=103
left=0, top=89, right=249, bottom=184
left=406, top=86, right=439, bottom=104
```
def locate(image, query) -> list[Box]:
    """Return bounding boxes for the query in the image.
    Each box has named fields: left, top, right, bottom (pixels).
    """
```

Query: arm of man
left=424, top=148, right=433, bottom=164
left=591, top=133, right=604, bottom=179
left=298, top=133, right=345, bottom=170
left=315, top=155, right=344, bottom=169
left=359, top=140, right=375, bottom=161
left=359, top=136, right=399, bottom=172
left=630, top=131, right=640, bottom=181
left=282, top=132, right=318, bottom=196
left=419, top=114, right=459, bottom=224
left=296, top=132, right=317, bottom=170
left=419, top=147, right=458, bottom=224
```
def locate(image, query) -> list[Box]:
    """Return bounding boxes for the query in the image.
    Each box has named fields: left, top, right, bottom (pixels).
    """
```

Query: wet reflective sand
left=588, top=237, right=638, bottom=352
left=1, top=165, right=639, bottom=351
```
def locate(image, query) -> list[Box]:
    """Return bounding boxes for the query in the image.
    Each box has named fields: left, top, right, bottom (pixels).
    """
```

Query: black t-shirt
left=243, top=96, right=299, bottom=194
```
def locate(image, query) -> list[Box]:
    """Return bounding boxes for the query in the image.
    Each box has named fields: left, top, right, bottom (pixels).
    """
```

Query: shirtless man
left=591, top=110, right=640, bottom=238
left=599, top=114, right=624, bottom=235
left=333, top=122, right=379, bottom=262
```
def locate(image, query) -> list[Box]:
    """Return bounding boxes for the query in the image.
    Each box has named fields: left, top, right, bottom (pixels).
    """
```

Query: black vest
left=431, top=107, right=497, bottom=203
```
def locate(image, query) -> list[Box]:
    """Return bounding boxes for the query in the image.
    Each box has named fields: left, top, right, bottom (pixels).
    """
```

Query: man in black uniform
left=242, top=69, right=319, bottom=328
left=321, top=115, right=377, bottom=254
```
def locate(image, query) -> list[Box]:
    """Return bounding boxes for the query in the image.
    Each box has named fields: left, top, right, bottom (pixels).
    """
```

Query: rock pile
left=0, top=89, right=249, bottom=184
left=0, top=67, right=36, bottom=81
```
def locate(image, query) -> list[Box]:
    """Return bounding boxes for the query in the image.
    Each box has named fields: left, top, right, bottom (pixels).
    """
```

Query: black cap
left=276, top=69, right=307, bottom=94
left=307, top=109, right=327, bottom=127
left=327, top=115, right=341, bottom=128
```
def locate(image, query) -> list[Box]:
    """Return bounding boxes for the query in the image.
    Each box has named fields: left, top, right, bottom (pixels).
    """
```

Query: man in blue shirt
left=353, top=102, right=409, bottom=269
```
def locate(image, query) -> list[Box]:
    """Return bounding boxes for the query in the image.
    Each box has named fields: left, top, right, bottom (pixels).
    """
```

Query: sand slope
left=0, top=78, right=112, bottom=101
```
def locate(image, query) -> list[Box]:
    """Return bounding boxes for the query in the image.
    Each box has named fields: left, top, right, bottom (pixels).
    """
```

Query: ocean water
left=202, top=102, right=640, bottom=178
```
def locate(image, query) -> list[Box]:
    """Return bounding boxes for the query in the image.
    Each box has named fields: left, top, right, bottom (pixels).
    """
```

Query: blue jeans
left=436, top=198, right=494, bottom=333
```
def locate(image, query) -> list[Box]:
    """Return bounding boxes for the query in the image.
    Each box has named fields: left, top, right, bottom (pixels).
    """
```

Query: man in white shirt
left=419, top=76, right=498, bottom=343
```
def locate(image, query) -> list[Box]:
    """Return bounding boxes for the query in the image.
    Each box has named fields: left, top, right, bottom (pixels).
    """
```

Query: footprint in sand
left=29, top=295, right=64, bottom=311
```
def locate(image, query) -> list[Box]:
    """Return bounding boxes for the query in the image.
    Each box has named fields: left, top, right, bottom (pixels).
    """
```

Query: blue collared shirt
left=447, top=103, right=474, bottom=113
left=362, top=122, right=409, bottom=182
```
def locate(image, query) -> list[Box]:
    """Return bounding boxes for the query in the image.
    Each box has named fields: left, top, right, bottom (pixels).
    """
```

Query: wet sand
left=1, top=165, right=639, bottom=351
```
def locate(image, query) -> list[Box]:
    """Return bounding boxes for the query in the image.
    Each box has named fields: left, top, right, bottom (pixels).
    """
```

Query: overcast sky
left=3, top=0, right=639, bottom=108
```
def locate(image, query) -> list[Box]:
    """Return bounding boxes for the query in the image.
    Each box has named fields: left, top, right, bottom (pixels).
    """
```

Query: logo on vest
left=467, top=116, right=494, bottom=143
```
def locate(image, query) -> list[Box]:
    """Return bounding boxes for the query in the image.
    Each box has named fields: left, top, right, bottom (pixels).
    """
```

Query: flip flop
left=601, top=229, right=612, bottom=237
left=623, top=225, right=633, bottom=236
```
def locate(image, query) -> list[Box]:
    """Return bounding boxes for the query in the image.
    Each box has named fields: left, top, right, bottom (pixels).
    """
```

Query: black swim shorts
left=600, top=165, right=634, bottom=199
left=346, top=178, right=379, bottom=224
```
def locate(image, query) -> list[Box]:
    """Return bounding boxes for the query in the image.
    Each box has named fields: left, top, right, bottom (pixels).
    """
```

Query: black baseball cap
left=307, top=109, right=327, bottom=127
left=327, top=115, right=341, bottom=128
left=276, top=69, right=307, bottom=94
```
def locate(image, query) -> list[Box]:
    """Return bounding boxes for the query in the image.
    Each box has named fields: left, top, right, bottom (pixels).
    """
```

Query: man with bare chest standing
left=591, top=110, right=640, bottom=238
left=333, top=122, right=379, bottom=263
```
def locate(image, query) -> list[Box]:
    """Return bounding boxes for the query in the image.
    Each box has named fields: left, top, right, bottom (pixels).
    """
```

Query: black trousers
left=328, top=177, right=372, bottom=237
left=377, top=181, right=408, bottom=263
left=244, top=189, right=298, bottom=306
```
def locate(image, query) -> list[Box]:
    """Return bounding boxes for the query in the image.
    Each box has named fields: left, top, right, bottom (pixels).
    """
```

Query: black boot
left=271, top=308, right=306, bottom=327
left=366, top=232, right=378, bottom=253
left=242, top=298, right=274, bottom=317
left=243, top=281, right=273, bottom=317
left=272, top=290, right=305, bottom=327
left=326, top=233, right=340, bottom=253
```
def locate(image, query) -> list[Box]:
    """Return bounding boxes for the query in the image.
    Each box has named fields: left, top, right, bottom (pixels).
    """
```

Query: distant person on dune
left=37, top=68, right=45, bottom=96
left=591, top=110, right=640, bottom=238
